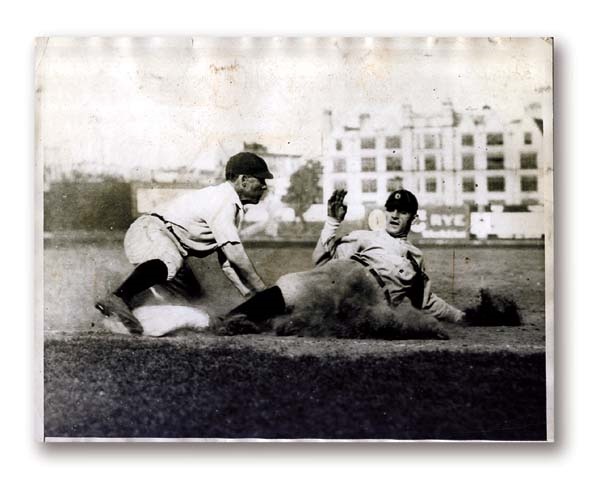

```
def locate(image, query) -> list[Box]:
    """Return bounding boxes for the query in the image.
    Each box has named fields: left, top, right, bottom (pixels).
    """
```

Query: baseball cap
left=385, top=189, right=418, bottom=214
left=226, top=152, right=274, bottom=179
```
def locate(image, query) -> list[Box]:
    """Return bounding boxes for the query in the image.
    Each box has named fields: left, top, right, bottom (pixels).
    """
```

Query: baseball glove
left=463, top=288, right=522, bottom=326
left=327, top=189, right=348, bottom=222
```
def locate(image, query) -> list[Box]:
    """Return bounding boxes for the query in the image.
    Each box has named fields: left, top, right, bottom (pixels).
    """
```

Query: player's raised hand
left=327, top=189, right=348, bottom=222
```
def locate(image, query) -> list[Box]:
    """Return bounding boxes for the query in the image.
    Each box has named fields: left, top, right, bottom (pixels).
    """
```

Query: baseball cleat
left=95, top=294, right=144, bottom=335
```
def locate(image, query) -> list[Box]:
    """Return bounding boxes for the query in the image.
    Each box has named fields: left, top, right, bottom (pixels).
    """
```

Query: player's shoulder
left=195, top=182, right=222, bottom=196
left=197, top=182, right=241, bottom=204
left=171, top=184, right=216, bottom=200
left=345, top=229, right=374, bottom=238
left=405, top=238, right=424, bottom=256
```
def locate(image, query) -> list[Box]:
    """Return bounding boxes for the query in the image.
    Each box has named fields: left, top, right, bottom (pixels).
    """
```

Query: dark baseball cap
left=385, top=189, right=418, bottom=214
left=226, top=152, right=274, bottom=179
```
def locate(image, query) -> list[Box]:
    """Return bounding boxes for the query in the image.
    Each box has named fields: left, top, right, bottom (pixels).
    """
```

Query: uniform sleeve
left=405, top=253, right=464, bottom=322
left=217, top=248, right=251, bottom=296
left=401, top=251, right=430, bottom=309
left=422, top=292, right=465, bottom=323
left=312, top=217, right=362, bottom=266
left=208, top=201, right=242, bottom=247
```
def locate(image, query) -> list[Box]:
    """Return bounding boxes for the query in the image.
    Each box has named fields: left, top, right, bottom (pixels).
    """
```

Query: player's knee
left=164, top=257, right=183, bottom=281
left=135, top=256, right=181, bottom=281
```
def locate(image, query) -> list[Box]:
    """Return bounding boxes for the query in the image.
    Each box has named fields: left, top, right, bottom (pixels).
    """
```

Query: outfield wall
left=44, top=182, right=545, bottom=240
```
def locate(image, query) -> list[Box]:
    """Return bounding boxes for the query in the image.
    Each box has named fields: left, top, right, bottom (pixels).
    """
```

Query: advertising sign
left=367, top=205, right=471, bottom=239
left=410, top=206, right=471, bottom=239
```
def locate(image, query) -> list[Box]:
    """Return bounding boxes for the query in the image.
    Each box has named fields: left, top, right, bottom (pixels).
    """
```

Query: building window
left=361, top=137, right=376, bottom=149
left=386, top=156, right=402, bottom=171
left=334, top=180, right=347, bottom=190
left=362, top=179, right=377, bottom=193
left=486, top=133, right=504, bottom=146
left=425, top=155, right=436, bottom=171
left=462, top=177, right=476, bottom=193
left=424, top=133, right=437, bottom=149
left=335, top=139, right=343, bottom=151
left=521, top=175, right=538, bottom=192
left=385, top=136, right=401, bottom=149
left=333, top=158, right=346, bottom=173
left=524, top=132, right=532, bottom=145
left=361, top=157, right=376, bottom=172
left=520, top=152, right=538, bottom=169
left=387, top=176, right=403, bottom=192
left=425, top=177, right=437, bottom=193
left=462, top=134, right=474, bottom=147
left=487, top=176, right=505, bottom=192
left=487, top=153, right=505, bottom=170
left=462, top=154, right=474, bottom=170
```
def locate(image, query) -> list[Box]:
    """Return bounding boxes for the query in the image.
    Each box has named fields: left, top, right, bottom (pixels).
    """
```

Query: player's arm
left=313, top=190, right=359, bottom=265
left=405, top=278, right=464, bottom=323
left=421, top=290, right=465, bottom=323
left=217, top=248, right=252, bottom=297
left=407, top=259, right=464, bottom=323
left=211, top=203, right=267, bottom=294
left=220, top=242, right=266, bottom=294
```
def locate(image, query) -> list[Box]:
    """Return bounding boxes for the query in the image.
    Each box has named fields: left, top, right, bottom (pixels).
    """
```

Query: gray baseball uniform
left=310, top=217, right=463, bottom=322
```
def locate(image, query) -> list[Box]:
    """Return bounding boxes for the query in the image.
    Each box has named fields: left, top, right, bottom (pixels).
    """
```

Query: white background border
left=3, top=0, right=595, bottom=477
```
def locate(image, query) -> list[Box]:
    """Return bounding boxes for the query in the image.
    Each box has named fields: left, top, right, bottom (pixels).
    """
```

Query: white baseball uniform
left=124, top=181, right=244, bottom=280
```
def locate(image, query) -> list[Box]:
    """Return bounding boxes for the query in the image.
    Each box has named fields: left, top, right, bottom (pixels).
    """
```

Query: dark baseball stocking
left=114, top=259, right=168, bottom=306
left=229, top=286, right=286, bottom=325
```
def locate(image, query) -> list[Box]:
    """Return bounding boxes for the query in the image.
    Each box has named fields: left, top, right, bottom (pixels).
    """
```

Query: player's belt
left=148, top=213, right=190, bottom=251
left=349, top=254, right=392, bottom=306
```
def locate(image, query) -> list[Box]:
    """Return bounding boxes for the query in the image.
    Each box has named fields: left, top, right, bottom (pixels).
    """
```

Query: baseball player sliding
left=95, top=152, right=273, bottom=335
left=213, top=188, right=465, bottom=336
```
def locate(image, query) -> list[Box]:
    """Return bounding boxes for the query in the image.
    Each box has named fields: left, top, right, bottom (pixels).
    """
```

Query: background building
left=321, top=102, right=544, bottom=218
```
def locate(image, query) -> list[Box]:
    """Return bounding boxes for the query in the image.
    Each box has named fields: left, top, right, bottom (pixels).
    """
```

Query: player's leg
left=132, top=260, right=203, bottom=308
left=160, top=259, right=204, bottom=303
left=95, top=215, right=183, bottom=334
left=211, top=265, right=344, bottom=335
left=124, top=259, right=211, bottom=335
left=95, top=259, right=168, bottom=334
left=211, top=285, right=287, bottom=334
left=114, top=259, right=169, bottom=304
left=210, top=267, right=326, bottom=335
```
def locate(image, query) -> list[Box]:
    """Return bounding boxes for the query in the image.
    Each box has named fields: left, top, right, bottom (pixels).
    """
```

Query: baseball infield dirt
left=42, top=242, right=548, bottom=440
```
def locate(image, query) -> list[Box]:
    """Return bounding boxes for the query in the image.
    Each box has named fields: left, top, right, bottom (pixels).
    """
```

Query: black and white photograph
left=37, top=36, right=553, bottom=441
